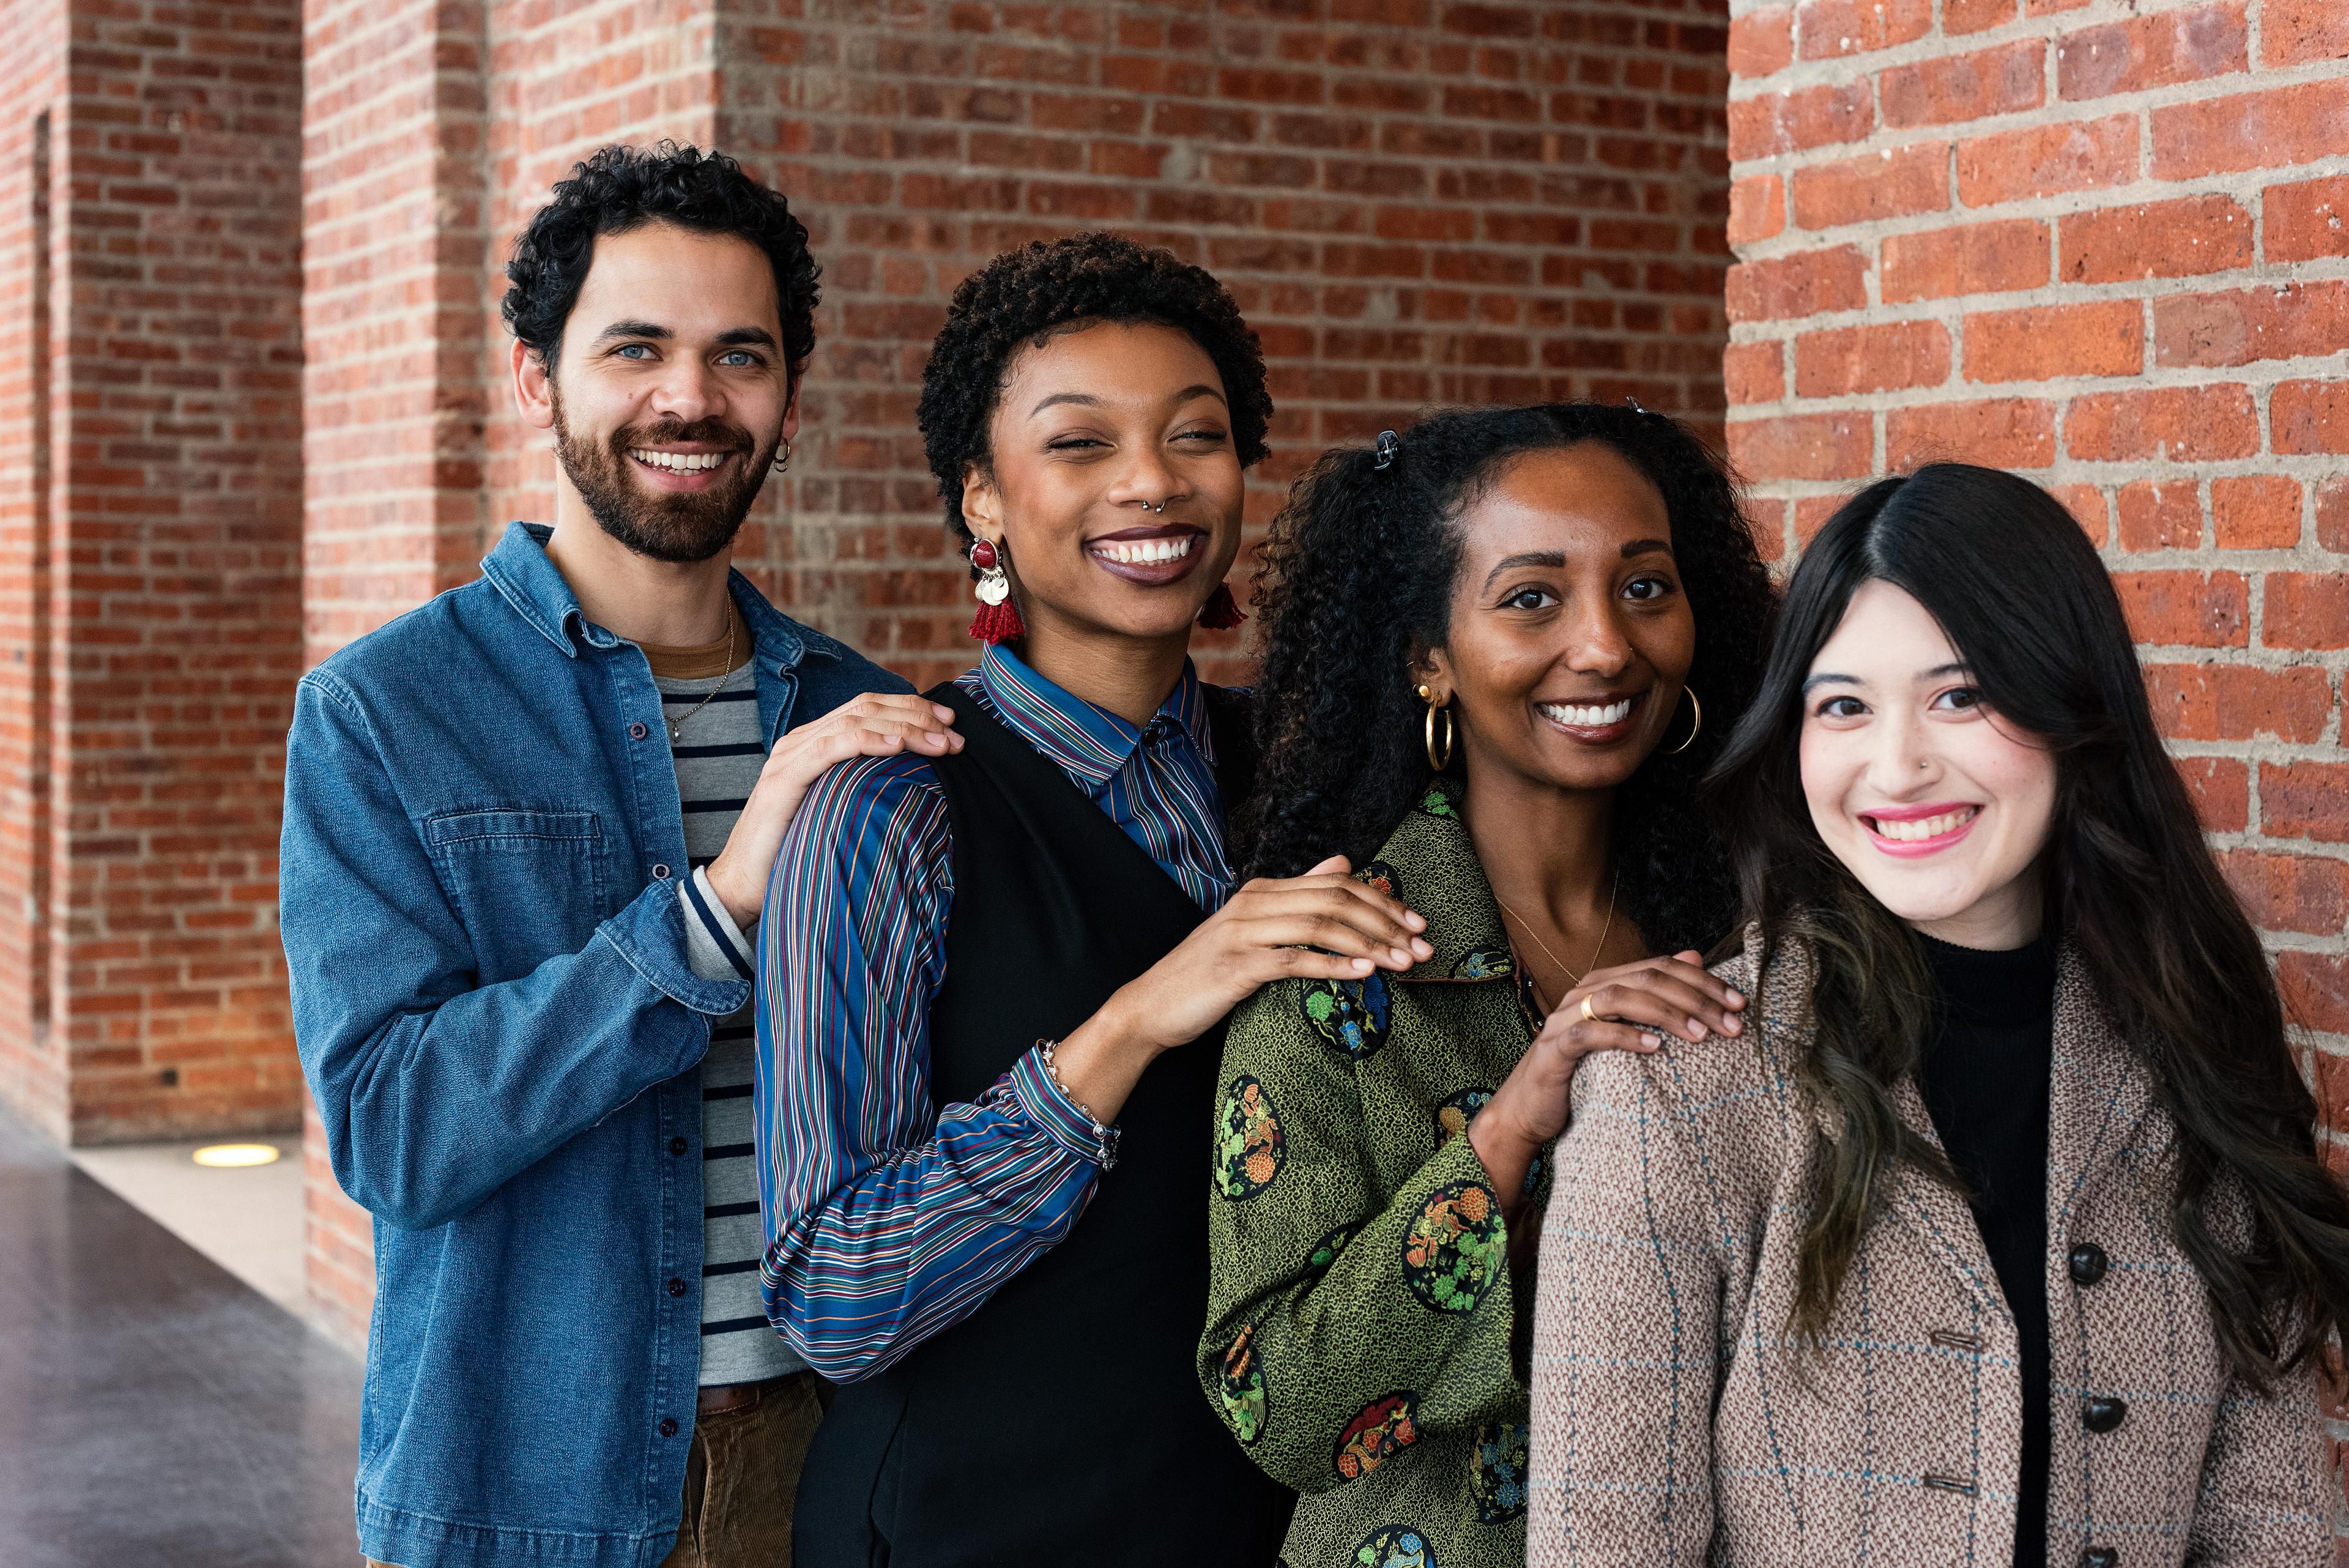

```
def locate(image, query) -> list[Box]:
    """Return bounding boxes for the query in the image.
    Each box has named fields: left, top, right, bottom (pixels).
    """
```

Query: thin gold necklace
left=1494, top=869, right=1619, bottom=1013
left=666, top=614, right=739, bottom=743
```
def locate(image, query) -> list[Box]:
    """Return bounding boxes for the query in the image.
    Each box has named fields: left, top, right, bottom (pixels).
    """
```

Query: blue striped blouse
left=754, top=643, right=1234, bottom=1380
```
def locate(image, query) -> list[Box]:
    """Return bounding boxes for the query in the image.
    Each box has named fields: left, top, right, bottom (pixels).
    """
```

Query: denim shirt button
left=652, top=863, right=671, bottom=880
left=669, top=1136, right=689, bottom=1156
left=666, top=1277, right=686, bottom=1298
left=658, top=1418, right=678, bottom=1438
left=628, top=721, right=648, bottom=740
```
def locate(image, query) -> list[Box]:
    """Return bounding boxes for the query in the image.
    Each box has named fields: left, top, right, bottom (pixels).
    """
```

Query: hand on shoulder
left=1472, top=951, right=1746, bottom=1208
left=705, top=694, right=963, bottom=927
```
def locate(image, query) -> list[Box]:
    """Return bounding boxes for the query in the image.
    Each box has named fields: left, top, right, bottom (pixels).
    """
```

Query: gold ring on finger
left=1581, top=994, right=1601, bottom=1024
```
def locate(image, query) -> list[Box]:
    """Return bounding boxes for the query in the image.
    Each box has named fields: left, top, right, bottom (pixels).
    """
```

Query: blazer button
left=2081, top=1548, right=2120, bottom=1567
left=628, top=721, right=648, bottom=740
left=669, top=1136, right=689, bottom=1156
left=2082, top=1396, right=2127, bottom=1433
left=658, top=1417, right=678, bottom=1438
left=666, top=1277, right=686, bottom=1298
left=2068, top=1243, right=2109, bottom=1285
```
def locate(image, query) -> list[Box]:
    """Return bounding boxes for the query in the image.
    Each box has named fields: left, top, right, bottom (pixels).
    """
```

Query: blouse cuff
left=1006, top=1045, right=1120, bottom=1169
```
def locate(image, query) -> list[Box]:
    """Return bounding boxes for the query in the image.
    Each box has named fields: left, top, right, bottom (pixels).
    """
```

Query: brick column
left=1723, top=0, right=2349, bottom=1514
left=300, top=0, right=491, bottom=1348
left=301, top=0, right=495, bottom=661
left=0, top=0, right=305, bottom=1147
left=0, top=1, right=65, bottom=1136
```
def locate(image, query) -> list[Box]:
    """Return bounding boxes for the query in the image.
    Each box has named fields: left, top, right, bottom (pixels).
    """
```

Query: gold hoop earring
left=773, top=437, right=792, bottom=474
left=1663, top=687, right=1703, bottom=756
left=1418, top=684, right=1453, bottom=772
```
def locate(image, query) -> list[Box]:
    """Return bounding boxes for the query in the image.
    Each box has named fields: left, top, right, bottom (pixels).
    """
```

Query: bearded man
left=281, top=144, right=959, bottom=1568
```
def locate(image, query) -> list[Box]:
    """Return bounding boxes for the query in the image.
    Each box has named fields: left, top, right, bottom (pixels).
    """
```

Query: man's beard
left=551, top=395, right=777, bottom=565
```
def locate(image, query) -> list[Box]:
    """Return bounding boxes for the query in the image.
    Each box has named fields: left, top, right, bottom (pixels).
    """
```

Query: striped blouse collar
left=974, top=641, right=1217, bottom=792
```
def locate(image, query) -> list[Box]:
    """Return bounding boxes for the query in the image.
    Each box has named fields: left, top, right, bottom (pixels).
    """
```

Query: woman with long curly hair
left=1531, top=464, right=2349, bottom=1567
left=1198, top=403, right=1777, bottom=1568
left=756, top=234, right=1438, bottom=1565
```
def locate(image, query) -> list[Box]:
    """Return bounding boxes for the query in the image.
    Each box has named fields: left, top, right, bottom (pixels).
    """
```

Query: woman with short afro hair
left=760, top=234, right=1417, bottom=1564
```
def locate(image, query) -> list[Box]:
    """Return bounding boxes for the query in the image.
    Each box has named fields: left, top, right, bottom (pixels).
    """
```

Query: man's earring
left=773, top=438, right=792, bottom=474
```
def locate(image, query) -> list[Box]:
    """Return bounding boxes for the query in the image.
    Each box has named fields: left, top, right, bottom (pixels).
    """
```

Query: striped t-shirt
left=642, top=607, right=803, bottom=1389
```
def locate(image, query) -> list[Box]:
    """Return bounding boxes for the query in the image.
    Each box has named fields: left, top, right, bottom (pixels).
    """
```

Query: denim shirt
left=281, top=522, right=907, bottom=1568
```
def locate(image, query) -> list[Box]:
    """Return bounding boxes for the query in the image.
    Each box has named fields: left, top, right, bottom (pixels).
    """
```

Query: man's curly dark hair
left=502, top=142, right=820, bottom=381
left=916, top=233, right=1273, bottom=547
left=1231, top=403, right=1779, bottom=959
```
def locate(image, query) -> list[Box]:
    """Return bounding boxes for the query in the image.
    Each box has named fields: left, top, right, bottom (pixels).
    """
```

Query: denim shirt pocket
left=423, top=808, right=611, bottom=981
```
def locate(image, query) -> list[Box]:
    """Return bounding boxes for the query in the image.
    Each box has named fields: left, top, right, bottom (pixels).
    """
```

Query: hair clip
left=1373, top=430, right=1400, bottom=470
left=1625, top=396, right=1647, bottom=415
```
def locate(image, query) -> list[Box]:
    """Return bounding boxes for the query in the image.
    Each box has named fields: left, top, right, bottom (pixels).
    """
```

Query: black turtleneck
left=1916, top=931, right=2056, bottom=1568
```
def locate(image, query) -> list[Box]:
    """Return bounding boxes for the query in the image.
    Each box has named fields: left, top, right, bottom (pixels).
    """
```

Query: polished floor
left=0, top=1109, right=363, bottom=1566
left=71, top=1132, right=307, bottom=1314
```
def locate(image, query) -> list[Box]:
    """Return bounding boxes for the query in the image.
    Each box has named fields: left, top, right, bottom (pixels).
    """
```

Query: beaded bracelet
left=1037, top=1039, right=1119, bottom=1170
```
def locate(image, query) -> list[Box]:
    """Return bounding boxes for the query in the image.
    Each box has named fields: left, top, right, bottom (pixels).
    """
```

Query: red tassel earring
left=1197, top=582, right=1247, bottom=631
left=967, top=538, right=1025, bottom=645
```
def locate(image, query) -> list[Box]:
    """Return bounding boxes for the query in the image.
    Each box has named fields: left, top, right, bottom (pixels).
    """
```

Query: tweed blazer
left=1527, top=930, right=2329, bottom=1567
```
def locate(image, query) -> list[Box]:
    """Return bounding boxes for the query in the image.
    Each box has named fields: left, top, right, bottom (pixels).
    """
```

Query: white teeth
left=1094, top=535, right=1197, bottom=565
left=630, top=450, right=725, bottom=472
left=1538, top=699, right=1633, bottom=729
left=1870, top=807, right=1978, bottom=842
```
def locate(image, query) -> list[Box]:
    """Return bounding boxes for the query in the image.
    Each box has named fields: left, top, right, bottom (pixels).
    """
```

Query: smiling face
left=522, top=222, right=796, bottom=563
left=962, top=319, right=1244, bottom=643
left=1797, top=579, right=2059, bottom=948
left=1422, top=443, right=1696, bottom=795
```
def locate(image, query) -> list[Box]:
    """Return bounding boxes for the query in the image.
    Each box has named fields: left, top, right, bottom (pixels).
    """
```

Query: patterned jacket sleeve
left=1200, top=976, right=1524, bottom=1496
left=2184, top=1346, right=2332, bottom=1564
left=1527, top=1046, right=1723, bottom=1566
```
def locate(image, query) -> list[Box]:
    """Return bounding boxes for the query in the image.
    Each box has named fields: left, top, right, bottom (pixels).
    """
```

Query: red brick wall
left=0, top=2, right=66, bottom=1139
left=1722, top=0, right=2349, bottom=1518
left=0, top=0, right=305, bottom=1147
left=297, top=0, right=1737, bottom=1343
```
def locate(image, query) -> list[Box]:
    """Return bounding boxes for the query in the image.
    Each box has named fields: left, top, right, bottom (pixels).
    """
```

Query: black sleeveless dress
left=792, top=680, right=1296, bottom=1567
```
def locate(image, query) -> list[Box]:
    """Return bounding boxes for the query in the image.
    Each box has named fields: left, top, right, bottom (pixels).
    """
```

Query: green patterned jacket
left=1200, top=783, right=1546, bottom=1568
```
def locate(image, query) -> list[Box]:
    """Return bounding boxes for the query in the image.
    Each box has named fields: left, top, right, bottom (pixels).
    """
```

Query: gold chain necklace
left=1494, top=869, right=1619, bottom=1014
left=666, top=614, right=739, bottom=743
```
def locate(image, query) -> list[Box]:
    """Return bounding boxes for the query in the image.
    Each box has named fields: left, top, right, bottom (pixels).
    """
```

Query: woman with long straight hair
left=1529, top=463, right=2349, bottom=1567
left=1199, top=403, right=1776, bottom=1568
left=757, top=235, right=1436, bottom=1564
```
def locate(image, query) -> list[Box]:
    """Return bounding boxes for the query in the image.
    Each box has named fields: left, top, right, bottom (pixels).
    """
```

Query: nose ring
left=1150, top=500, right=1167, bottom=513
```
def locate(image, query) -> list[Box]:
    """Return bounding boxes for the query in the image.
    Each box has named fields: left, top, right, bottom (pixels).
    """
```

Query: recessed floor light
left=191, top=1143, right=281, bottom=1169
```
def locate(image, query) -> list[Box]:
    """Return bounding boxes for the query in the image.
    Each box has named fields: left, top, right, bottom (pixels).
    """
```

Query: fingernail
left=1722, top=1017, right=1742, bottom=1034
left=1688, top=1019, right=1707, bottom=1038
left=1390, top=947, right=1412, bottom=967
left=1642, top=1034, right=1662, bottom=1049
left=1352, top=957, right=1374, bottom=972
left=1404, top=911, right=1427, bottom=930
